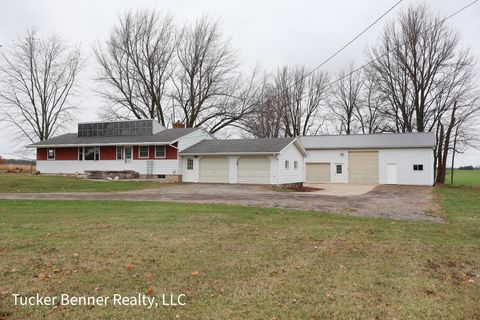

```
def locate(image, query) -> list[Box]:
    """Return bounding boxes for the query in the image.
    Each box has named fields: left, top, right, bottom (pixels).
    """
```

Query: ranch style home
left=28, top=119, right=435, bottom=186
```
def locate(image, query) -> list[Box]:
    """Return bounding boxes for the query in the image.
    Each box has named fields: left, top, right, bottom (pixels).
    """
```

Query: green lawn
left=445, top=169, right=480, bottom=187
left=0, top=174, right=165, bottom=193
left=0, top=186, right=479, bottom=319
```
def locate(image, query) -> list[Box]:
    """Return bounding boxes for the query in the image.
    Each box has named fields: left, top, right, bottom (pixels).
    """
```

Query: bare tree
left=0, top=29, right=82, bottom=143
left=357, top=71, right=387, bottom=133
left=172, top=16, right=253, bottom=133
left=329, top=65, right=364, bottom=134
left=367, top=3, right=480, bottom=183
left=94, top=10, right=176, bottom=125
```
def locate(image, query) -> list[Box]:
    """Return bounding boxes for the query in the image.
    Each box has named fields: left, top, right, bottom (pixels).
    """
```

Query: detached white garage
left=300, top=133, right=435, bottom=186
left=180, top=137, right=307, bottom=185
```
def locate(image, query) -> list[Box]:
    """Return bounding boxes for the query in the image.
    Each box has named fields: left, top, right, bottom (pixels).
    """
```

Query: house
left=300, top=132, right=435, bottom=186
left=179, top=137, right=307, bottom=184
left=28, top=120, right=213, bottom=182
left=28, top=119, right=307, bottom=185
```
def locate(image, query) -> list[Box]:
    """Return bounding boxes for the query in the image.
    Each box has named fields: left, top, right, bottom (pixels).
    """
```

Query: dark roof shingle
left=179, top=137, right=296, bottom=155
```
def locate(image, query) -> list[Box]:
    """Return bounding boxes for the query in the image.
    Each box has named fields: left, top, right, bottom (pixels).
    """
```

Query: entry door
left=386, top=163, right=397, bottom=184
left=124, top=146, right=133, bottom=164
left=183, top=157, right=195, bottom=182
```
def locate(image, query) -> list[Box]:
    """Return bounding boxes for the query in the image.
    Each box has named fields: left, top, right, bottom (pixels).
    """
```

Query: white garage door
left=349, top=151, right=378, bottom=184
left=199, top=157, right=229, bottom=183
left=306, top=163, right=330, bottom=183
left=237, top=157, right=270, bottom=184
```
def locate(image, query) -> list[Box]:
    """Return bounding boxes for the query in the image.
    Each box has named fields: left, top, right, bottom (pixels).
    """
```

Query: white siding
left=276, top=142, right=305, bottom=184
left=305, top=150, right=348, bottom=183
left=37, top=159, right=179, bottom=175
left=378, top=149, right=434, bottom=185
left=177, top=129, right=214, bottom=150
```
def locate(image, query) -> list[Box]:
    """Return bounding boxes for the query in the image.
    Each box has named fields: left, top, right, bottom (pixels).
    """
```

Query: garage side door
left=199, top=157, right=229, bottom=183
left=306, top=163, right=330, bottom=183
left=237, top=157, right=270, bottom=184
left=348, top=151, right=378, bottom=184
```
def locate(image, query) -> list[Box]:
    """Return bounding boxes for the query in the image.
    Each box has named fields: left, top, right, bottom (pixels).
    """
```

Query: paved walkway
left=0, top=184, right=441, bottom=222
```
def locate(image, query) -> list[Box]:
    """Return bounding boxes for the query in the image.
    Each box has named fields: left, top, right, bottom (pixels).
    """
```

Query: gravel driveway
left=0, top=183, right=440, bottom=222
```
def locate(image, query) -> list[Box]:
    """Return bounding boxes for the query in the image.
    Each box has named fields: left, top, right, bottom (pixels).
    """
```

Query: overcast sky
left=1, top=0, right=479, bottom=165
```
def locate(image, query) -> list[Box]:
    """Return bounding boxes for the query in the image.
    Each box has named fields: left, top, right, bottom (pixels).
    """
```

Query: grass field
left=0, top=174, right=166, bottom=193
left=0, top=184, right=479, bottom=319
left=445, top=169, right=480, bottom=187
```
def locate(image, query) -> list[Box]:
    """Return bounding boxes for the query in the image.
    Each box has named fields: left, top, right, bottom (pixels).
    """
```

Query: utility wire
left=297, top=0, right=480, bottom=101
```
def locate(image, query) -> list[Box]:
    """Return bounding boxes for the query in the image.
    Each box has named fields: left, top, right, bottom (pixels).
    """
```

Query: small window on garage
left=294, top=161, right=298, bottom=169
left=336, top=164, right=343, bottom=174
left=285, top=160, right=289, bottom=169
left=413, top=164, right=424, bottom=171
left=47, top=148, right=55, bottom=160
left=187, top=158, right=194, bottom=170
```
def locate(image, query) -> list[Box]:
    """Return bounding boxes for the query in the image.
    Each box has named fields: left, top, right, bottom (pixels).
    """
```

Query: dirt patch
left=270, top=185, right=322, bottom=192
left=0, top=184, right=441, bottom=222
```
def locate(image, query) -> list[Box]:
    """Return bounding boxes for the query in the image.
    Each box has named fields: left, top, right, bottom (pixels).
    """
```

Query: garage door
left=199, top=157, right=229, bottom=183
left=237, top=157, right=270, bottom=184
left=306, top=163, right=330, bottom=183
left=348, top=151, right=378, bottom=184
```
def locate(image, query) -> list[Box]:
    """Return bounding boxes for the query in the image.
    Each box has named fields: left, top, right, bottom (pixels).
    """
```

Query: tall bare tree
left=367, top=4, right=480, bottom=183
left=94, top=10, right=176, bottom=125
left=0, top=29, right=82, bottom=143
left=329, top=65, right=364, bottom=134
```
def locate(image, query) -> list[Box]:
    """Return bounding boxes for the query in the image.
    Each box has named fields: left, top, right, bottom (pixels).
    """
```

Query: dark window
left=158, top=174, right=166, bottom=179
left=47, top=148, right=55, bottom=160
left=155, top=146, right=166, bottom=158
left=336, top=164, right=343, bottom=174
left=78, top=147, right=83, bottom=161
left=84, top=147, right=100, bottom=161
left=413, top=164, right=424, bottom=171
left=187, top=158, right=194, bottom=170
left=138, top=146, right=149, bottom=158
left=116, top=146, right=124, bottom=160
left=285, top=160, right=289, bottom=169
left=294, top=161, right=298, bottom=169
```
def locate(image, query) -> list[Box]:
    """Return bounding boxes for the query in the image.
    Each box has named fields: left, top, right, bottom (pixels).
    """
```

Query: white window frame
left=116, top=146, right=124, bottom=160
left=336, top=164, right=343, bottom=174
left=285, top=160, right=289, bottom=169
left=82, top=146, right=100, bottom=161
left=47, top=148, right=55, bottom=160
left=138, top=146, right=149, bottom=159
left=187, top=158, right=194, bottom=170
left=155, top=145, right=166, bottom=159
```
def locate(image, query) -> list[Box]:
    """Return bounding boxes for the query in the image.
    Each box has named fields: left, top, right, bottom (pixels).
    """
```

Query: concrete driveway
left=0, top=183, right=440, bottom=222
left=304, top=183, right=376, bottom=196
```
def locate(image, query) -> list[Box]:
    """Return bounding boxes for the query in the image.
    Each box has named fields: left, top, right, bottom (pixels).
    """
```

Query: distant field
left=0, top=174, right=166, bottom=193
left=0, top=163, right=36, bottom=172
left=445, top=170, right=480, bottom=187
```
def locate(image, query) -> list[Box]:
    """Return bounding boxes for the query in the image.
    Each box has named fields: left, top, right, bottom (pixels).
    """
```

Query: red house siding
left=133, top=144, right=177, bottom=160
left=100, top=146, right=116, bottom=160
left=37, top=148, right=47, bottom=160
left=55, top=147, right=78, bottom=160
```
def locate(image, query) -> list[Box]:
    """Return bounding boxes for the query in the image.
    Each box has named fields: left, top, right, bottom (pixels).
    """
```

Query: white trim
left=28, top=142, right=171, bottom=148
left=180, top=151, right=279, bottom=156
left=116, top=146, right=124, bottom=160
left=155, top=145, right=166, bottom=159
left=138, top=145, right=150, bottom=159
left=278, top=138, right=309, bottom=157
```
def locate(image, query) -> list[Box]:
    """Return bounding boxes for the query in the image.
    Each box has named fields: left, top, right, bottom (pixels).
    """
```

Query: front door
left=183, top=157, right=195, bottom=182
left=124, top=146, right=133, bottom=164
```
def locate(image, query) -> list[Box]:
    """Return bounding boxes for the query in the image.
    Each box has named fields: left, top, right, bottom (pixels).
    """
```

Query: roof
left=27, top=128, right=200, bottom=148
left=179, top=137, right=305, bottom=155
left=299, top=132, right=436, bottom=149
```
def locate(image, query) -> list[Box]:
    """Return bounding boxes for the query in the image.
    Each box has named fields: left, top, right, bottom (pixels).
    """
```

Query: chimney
left=173, top=121, right=185, bottom=128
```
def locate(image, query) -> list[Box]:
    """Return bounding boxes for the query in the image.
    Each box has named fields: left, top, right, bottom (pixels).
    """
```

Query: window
left=158, top=174, right=166, bottom=179
left=413, top=164, right=424, bottom=171
left=47, top=148, right=55, bottom=160
left=155, top=146, right=166, bottom=158
left=78, top=147, right=83, bottom=161
left=138, top=146, right=149, bottom=158
left=336, top=164, right=343, bottom=174
left=187, top=158, right=194, bottom=170
left=294, top=161, right=298, bottom=169
left=116, top=146, right=124, bottom=160
left=84, top=147, right=100, bottom=161
left=285, top=160, right=289, bottom=169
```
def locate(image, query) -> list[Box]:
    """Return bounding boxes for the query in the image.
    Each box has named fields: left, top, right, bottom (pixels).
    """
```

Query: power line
left=297, top=0, right=479, bottom=101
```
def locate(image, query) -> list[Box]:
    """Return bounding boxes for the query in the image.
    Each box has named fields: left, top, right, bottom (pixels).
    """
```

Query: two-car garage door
left=199, top=156, right=270, bottom=184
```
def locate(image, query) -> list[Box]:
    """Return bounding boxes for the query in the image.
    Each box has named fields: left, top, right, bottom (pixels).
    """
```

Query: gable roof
left=27, top=128, right=201, bottom=148
left=179, top=137, right=306, bottom=155
left=300, top=132, right=436, bottom=150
